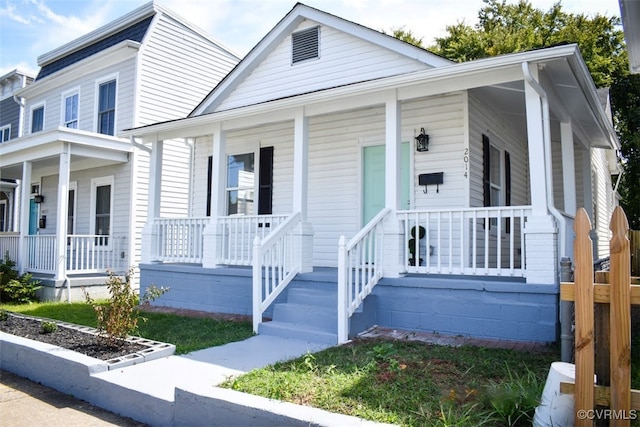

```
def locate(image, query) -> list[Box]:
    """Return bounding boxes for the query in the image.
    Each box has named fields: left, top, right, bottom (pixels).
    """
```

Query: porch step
left=271, top=303, right=337, bottom=331
left=258, top=274, right=339, bottom=344
left=258, top=321, right=338, bottom=345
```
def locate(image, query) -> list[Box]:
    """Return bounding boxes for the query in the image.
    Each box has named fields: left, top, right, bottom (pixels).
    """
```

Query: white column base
left=294, top=221, right=314, bottom=273
left=382, top=212, right=404, bottom=278
left=141, top=222, right=158, bottom=264
left=524, top=215, right=558, bottom=285
left=202, top=219, right=222, bottom=268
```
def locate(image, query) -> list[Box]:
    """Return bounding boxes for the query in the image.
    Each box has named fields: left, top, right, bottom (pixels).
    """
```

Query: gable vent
left=292, top=26, right=319, bottom=64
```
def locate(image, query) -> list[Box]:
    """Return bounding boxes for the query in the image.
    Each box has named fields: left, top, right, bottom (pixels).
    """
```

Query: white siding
left=467, top=91, right=530, bottom=208
left=212, top=21, right=430, bottom=113
left=23, top=59, right=137, bottom=135
left=136, top=13, right=238, bottom=125
left=591, top=147, right=615, bottom=259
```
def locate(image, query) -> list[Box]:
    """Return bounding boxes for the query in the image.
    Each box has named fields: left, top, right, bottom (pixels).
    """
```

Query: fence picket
left=609, top=206, right=632, bottom=424
left=573, top=207, right=595, bottom=427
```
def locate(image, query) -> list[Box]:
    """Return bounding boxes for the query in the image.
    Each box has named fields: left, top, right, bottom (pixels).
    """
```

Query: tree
left=610, top=74, right=640, bottom=228
left=384, top=27, right=424, bottom=48
left=427, top=0, right=638, bottom=227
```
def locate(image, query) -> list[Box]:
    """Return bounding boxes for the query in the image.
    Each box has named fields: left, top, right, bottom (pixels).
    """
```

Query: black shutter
left=206, top=155, right=212, bottom=217
left=482, top=134, right=491, bottom=207
left=505, top=151, right=511, bottom=233
left=258, top=147, right=273, bottom=215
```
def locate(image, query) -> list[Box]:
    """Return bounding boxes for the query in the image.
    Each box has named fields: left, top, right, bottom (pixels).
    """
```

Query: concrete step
left=258, top=321, right=338, bottom=345
left=286, top=287, right=337, bottom=306
left=272, top=303, right=337, bottom=331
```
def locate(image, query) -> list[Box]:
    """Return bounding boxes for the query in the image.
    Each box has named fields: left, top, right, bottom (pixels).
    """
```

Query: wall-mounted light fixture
left=415, top=127, right=429, bottom=152
left=34, top=194, right=44, bottom=203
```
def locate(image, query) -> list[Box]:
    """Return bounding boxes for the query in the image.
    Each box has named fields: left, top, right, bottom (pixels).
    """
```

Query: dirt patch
left=137, top=305, right=252, bottom=322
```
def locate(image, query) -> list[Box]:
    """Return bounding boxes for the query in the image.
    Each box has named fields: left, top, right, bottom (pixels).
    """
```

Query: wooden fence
left=560, top=206, right=639, bottom=426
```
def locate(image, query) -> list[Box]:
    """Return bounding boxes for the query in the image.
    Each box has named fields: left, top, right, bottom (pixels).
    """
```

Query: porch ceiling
left=0, top=128, right=131, bottom=180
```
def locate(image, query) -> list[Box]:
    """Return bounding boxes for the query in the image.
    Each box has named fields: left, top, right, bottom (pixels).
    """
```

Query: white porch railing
left=252, top=212, right=301, bottom=333
left=337, top=208, right=390, bottom=343
left=0, top=232, right=20, bottom=263
left=154, top=217, right=208, bottom=263
left=67, top=235, right=127, bottom=273
left=398, top=206, right=531, bottom=277
left=24, top=235, right=57, bottom=274
left=220, top=214, right=288, bottom=266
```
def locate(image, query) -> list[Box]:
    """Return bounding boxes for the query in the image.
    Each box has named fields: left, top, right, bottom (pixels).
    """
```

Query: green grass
left=221, top=338, right=559, bottom=427
left=0, top=301, right=254, bottom=355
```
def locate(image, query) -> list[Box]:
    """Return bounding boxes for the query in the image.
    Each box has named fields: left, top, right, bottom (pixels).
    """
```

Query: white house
left=129, top=3, right=619, bottom=345
left=0, top=1, right=239, bottom=300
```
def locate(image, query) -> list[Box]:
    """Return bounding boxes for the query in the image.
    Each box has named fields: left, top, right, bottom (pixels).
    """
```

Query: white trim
left=0, top=124, right=10, bottom=142
left=89, top=175, right=115, bottom=246
left=94, top=73, right=119, bottom=135
left=61, top=87, right=81, bottom=129
left=29, top=101, right=45, bottom=134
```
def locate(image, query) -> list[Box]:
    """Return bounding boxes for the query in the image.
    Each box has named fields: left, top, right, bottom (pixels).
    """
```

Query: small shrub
left=85, top=268, right=168, bottom=347
left=40, top=321, right=58, bottom=334
left=0, top=253, right=41, bottom=304
left=0, top=309, right=8, bottom=321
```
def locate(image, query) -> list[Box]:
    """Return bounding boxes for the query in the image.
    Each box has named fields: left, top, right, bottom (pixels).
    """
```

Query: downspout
left=522, top=62, right=572, bottom=362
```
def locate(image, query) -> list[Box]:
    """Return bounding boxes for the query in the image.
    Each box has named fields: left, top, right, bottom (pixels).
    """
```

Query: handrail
left=252, top=212, right=302, bottom=333
left=338, top=208, right=391, bottom=343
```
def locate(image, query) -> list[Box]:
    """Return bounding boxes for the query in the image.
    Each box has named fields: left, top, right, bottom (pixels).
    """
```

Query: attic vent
left=292, top=26, right=319, bottom=64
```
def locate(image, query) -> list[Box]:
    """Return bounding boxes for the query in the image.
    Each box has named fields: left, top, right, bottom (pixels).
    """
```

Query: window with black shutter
left=258, top=146, right=274, bottom=215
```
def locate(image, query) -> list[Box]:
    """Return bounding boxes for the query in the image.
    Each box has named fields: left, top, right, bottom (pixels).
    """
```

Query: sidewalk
left=0, top=369, right=146, bottom=427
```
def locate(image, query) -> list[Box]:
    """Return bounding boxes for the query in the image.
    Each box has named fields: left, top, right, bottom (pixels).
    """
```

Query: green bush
left=0, top=253, right=41, bottom=304
left=40, top=321, right=58, bottom=334
left=85, top=268, right=168, bottom=347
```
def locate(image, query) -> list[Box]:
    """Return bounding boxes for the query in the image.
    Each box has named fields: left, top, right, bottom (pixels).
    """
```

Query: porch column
left=141, top=139, right=163, bottom=263
left=522, top=63, right=557, bottom=285
left=12, top=182, right=20, bottom=232
left=383, top=90, right=404, bottom=278
left=202, top=124, right=225, bottom=268
left=560, top=120, right=577, bottom=261
left=293, top=108, right=313, bottom=273
left=54, top=143, right=70, bottom=282
left=17, top=161, right=32, bottom=274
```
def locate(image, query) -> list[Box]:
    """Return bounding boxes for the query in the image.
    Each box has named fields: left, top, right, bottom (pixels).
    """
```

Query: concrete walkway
left=1, top=333, right=395, bottom=426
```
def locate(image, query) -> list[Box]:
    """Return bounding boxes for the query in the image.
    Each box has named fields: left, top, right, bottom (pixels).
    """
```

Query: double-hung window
left=64, top=92, right=79, bottom=128
left=31, top=105, right=44, bottom=133
left=97, top=80, right=116, bottom=135
left=226, top=153, right=255, bottom=215
left=91, top=176, right=113, bottom=246
left=482, top=134, right=512, bottom=231
left=0, top=125, right=10, bottom=142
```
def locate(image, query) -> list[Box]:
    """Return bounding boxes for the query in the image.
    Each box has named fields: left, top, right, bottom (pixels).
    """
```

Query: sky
left=0, top=0, right=624, bottom=77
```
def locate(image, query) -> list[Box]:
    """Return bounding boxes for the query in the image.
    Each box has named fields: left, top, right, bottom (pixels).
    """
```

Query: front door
left=362, top=143, right=410, bottom=225
left=29, top=199, right=38, bottom=235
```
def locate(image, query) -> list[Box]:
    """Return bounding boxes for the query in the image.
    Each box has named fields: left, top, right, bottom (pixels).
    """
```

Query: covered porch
left=0, top=127, right=133, bottom=299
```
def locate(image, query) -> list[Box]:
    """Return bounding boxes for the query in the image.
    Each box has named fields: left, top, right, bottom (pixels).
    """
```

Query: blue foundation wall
left=372, top=275, right=558, bottom=343
left=141, top=264, right=559, bottom=343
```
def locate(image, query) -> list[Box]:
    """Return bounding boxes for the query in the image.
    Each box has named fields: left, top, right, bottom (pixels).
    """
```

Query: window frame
left=0, top=124, right=10, bottom=142
left=30, top=102, right=45, bottom=133
left=67, top=181, right=78, bottom=236
left=89, top=176, right=114, bottom=247
left=95, top=75, right=117, bottom=135
left=0, top=199, right=7, bottom=232
left=225, top=151, right=256, bottom=216
left=62, top=88, right=80, bottom=129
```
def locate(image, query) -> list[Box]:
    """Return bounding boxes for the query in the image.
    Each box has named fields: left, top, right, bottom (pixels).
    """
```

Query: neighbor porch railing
left=7, top=234, right=126, bottom=275
left=398, top=206, right=532, bottom=277
left=253, top=212, right=301, bottom=333
left=67, top=235, right=127, bottom=273
left=154, top=217, right=209, bottom=263
left=219, top=214, right=288, bottom=266
left=0, top=232, right=20, bottom=263
left=337, top=208, right=390, bottom=343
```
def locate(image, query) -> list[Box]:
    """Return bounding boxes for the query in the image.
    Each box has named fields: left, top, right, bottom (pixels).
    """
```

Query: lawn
left=0, top=301, right=254, bottom=354
left=222, top=338, right=559, bottom=426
